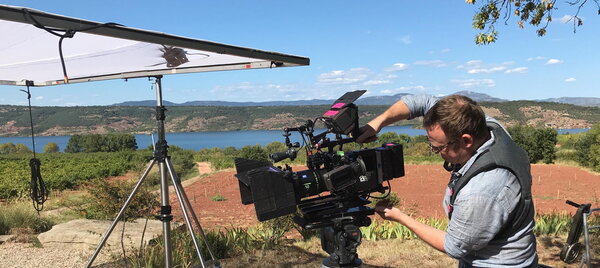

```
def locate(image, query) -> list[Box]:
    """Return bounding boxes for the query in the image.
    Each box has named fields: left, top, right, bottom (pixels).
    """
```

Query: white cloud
left=397, top=35, right=412, bottom=44
left=381, top=85, right=427, bottom=95
left=467, top=66, right=506, bottom=74
left=414, top=60, right=447, bottom=68
left=317, top=68, right=371, bottom=85
left=505, top=67, right=528, bottom=74
left=386, top=63, right=408, bottom=72
left=565, top=77, right=576, bottom=82
left=560, top=15, right=575, bottom=23
left=428, top=48, right=451, bottom=54
left=451, top=79, right=495, bottom=88
left=210, top=82, right=302, bottom=101
left=527, top=56, right=546, bottom=61
left=546, top=59, right=563, bottom=65
left=466, top=60, right=482, bottom=66
left=35, top=96, right=44, bottom=100
left=457, top=60, right=482, bottom=69
left=363, top=80, right=390, bottom=86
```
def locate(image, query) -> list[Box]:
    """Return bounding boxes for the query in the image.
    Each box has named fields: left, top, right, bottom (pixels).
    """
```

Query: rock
left=37, top=219, right=172, bottom=252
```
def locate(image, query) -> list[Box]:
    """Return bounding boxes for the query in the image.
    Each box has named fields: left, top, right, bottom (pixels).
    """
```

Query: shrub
left=211, top=194, right=227, bottom=201
left=0, top=201, right=54, bottom=235
left=169, top=146, right=197, bottom=178
left=404, top=142, right=433, bottom=157
left=378, top=132, right=411, bottom=146
left=65, top=133, right=137, bottom=153
left=209, top=156, right=234, bottom=170
left=574, top=124, right=600, bottom=171
left=43, top=142, right=60, bottom=153
left=0, top=143, right=31, bottom=154
left=75, top=178, right=159, bottom=220
left=239, top=145, right=268, bottom=162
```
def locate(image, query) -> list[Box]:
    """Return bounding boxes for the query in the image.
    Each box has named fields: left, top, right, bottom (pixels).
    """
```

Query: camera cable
left=20, top=84, right=48, bottom=212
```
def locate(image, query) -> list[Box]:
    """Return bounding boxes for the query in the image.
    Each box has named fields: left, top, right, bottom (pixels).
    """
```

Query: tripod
left=319, top=215, right=372, bottom=268
left=86, top=76, right=219, bottom=268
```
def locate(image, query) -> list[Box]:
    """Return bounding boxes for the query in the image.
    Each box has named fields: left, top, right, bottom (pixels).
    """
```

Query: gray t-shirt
left=401, top=94, right=538, bottom=267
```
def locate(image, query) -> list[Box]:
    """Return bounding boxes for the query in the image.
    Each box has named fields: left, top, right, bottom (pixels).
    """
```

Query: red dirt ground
left=172, top=164, right=600, bottom=229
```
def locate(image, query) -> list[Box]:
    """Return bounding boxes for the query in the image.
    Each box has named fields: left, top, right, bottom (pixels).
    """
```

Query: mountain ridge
left=113, top=91, right=600, bottom=107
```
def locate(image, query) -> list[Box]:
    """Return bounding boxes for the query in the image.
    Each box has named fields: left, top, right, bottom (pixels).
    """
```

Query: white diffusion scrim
left=0, top=20, right=263, bottom=84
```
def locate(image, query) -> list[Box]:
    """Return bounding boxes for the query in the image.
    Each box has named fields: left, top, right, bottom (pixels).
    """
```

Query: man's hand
left=355, top=124, right=378, bottom=143
left=374, top=199, right=401, bottom=222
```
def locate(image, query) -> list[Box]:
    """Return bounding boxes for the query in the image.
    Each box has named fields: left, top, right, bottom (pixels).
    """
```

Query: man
left=356, top=94, right=538, bottom=267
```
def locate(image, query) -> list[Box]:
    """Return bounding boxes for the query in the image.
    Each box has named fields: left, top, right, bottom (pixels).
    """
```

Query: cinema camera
left=234, top=90, right=405, bottom=268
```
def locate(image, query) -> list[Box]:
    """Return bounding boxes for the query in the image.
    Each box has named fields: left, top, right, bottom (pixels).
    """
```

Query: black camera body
left=234, top=90, right=405, bottom=227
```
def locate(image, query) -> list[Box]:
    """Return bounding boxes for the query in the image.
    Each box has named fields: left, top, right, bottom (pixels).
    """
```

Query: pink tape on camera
left=331, top=103, right=345, bottom=109
left=323, top=110, right=339, bottom=116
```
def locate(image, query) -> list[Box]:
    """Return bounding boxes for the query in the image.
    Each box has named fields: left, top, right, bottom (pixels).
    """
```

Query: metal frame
left=580, top=208, right=600, bottom=267
left=86, top=76, right=218, bottom=268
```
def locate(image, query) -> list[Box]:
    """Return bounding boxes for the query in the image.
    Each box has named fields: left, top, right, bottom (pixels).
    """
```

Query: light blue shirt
left=401, top=94, right=538, bottom=267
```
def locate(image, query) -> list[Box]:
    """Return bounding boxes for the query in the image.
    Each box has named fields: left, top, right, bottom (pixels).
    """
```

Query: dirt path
left=196, top=162, right=213, bottom=175
left=172, top=164, right=600, bottom=230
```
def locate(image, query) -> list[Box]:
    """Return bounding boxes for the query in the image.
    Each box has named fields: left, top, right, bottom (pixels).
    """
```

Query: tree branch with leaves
left=467, top=0, right=600, bottom=44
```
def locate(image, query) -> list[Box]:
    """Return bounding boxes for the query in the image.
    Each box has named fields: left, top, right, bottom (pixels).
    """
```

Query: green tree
left=467, top=0, right=598, bottom=44
left=81, top=134, right=105, bottom=153
left=43, top=142, right=60, bottom=153
left=574, top=124, right=600, bottom=171
left=65, top=135, right=83, bottom=153
left=508, top=125, right=557, bottom=164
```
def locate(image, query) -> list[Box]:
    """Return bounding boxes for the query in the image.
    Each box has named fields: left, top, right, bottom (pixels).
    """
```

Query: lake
left=0, top=125, right=429, bottom=152
left=0, top=126, right=590, bottom=152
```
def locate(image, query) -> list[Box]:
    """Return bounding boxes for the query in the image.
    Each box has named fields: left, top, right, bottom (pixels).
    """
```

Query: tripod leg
left=165, top=158, right=208, bottom=268
left=86, top=159, right=156, bottom=268
left=158, top=161, right=174, bottom=268
left=166, top=158, right=219, bottom=265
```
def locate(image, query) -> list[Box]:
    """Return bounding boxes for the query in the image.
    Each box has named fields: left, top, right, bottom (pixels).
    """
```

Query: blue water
left=0, top=126, right=589, bottom=152
left=0, top=125, right=427, bottom=152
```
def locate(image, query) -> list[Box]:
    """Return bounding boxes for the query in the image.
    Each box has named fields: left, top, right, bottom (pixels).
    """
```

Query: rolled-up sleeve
left=400, top=94, right=439, bottom=120
left=443, top=169, right=521, bottom=259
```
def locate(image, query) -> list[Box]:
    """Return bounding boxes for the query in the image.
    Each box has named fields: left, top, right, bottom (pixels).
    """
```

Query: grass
left=211, top=194, right=227, bottom=202
left=1, top=194, right=598, bottom=267
left=116, top=212, right=597, bottom=267
left=0, top=200, right=54, bottom=235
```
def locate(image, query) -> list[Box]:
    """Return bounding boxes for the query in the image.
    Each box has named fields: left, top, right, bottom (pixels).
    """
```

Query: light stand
left=86, top=76, right=220, bottom=268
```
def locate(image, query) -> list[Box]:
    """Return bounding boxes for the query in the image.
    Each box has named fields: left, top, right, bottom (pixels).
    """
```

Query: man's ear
left=461, top=133, right=475, bottom=149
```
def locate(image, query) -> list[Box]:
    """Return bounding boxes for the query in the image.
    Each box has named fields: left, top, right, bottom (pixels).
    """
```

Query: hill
left=1, top=100, right=598, bottom=137
left=113, top=92, right=600, bottom=107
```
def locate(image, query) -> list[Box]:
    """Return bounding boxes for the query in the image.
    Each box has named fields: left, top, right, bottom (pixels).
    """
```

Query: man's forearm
left=368, top=100, right=411, bottom=132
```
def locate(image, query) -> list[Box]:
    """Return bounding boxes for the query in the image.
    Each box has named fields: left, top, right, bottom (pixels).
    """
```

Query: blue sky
left=1, top=1, right=598, bottom=106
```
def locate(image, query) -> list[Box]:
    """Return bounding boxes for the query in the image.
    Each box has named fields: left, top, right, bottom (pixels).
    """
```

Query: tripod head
left=320, top=215, right=371, bottom=268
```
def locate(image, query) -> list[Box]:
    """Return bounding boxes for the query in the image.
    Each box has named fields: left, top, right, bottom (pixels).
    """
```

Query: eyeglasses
left=428, top=140, right=455, bottom=154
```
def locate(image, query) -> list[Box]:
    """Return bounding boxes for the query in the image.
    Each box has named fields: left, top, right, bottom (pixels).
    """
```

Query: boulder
left=37, top=219, right=173, bottom=251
